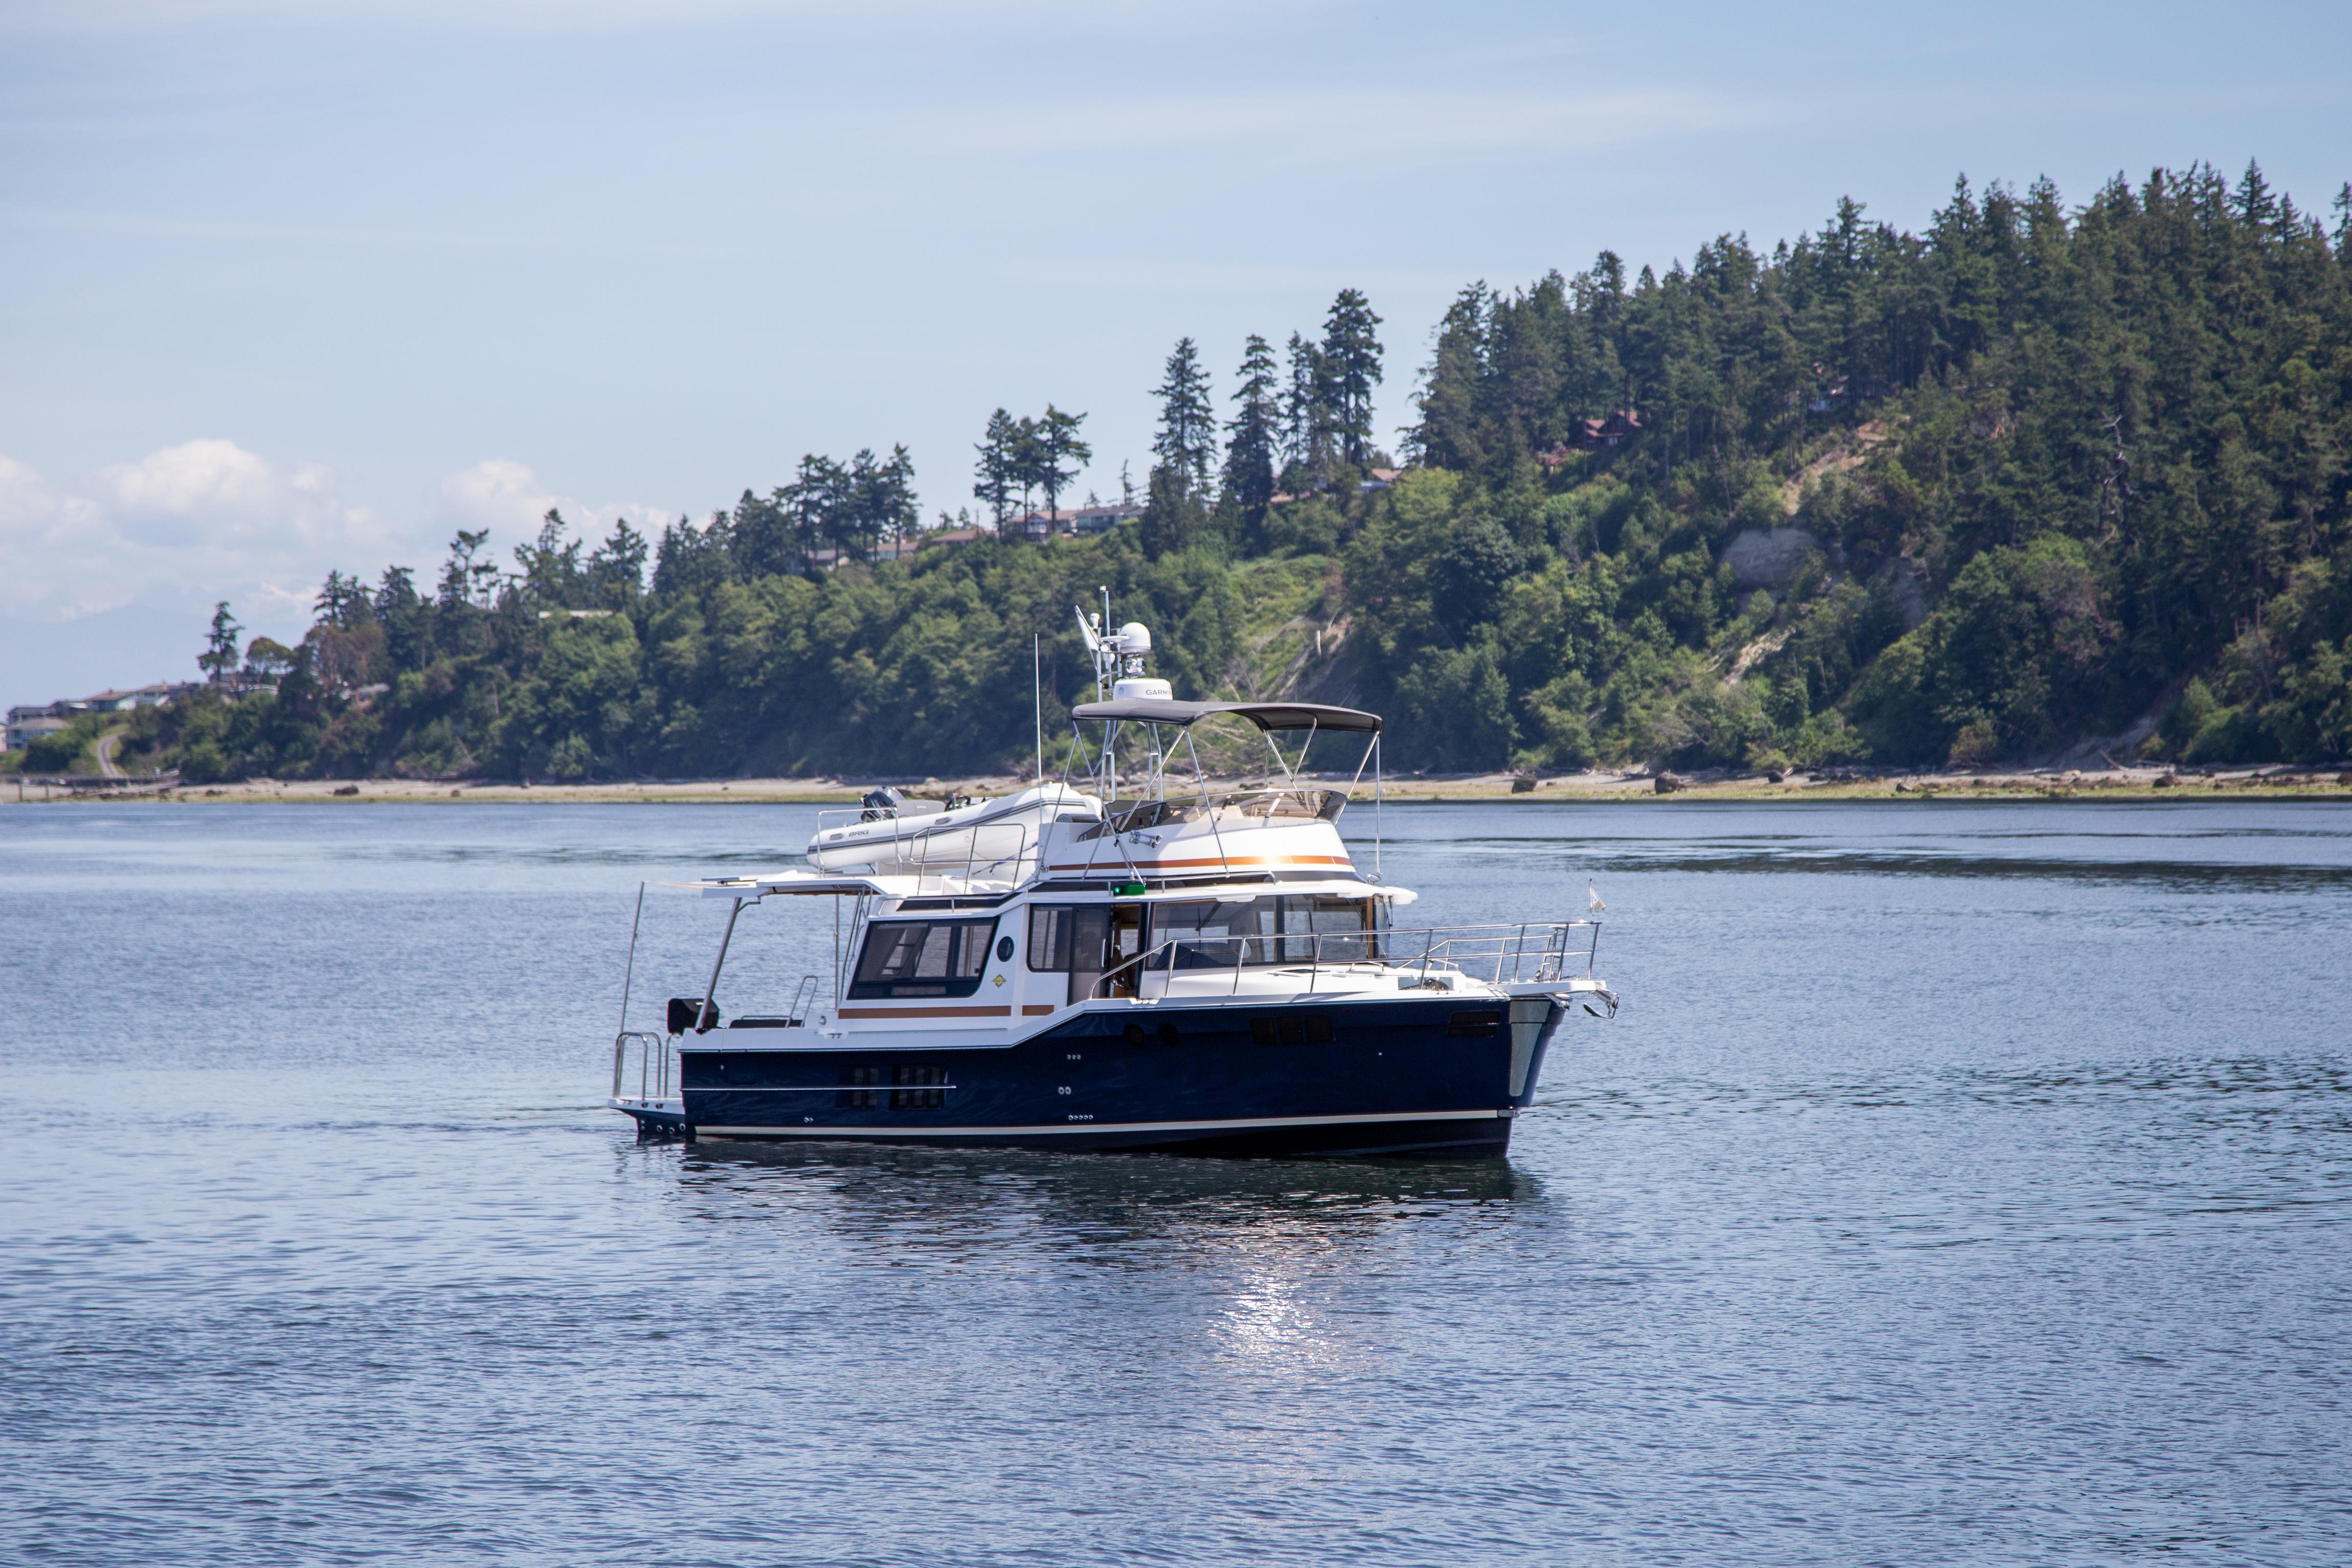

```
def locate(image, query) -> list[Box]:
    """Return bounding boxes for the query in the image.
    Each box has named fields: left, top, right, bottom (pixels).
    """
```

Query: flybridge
left=794, top=596, right=1391, bottom=895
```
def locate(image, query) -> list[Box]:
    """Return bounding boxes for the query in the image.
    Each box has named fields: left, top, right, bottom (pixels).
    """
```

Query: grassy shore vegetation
left=104, top=164, right=2352, bottom=786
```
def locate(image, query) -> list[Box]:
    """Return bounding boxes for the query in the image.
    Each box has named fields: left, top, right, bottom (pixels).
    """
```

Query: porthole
left=996, top=936, right=1014, bottom=963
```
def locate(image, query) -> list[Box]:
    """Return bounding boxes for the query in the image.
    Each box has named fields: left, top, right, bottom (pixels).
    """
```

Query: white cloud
left=432, top=458, right=676, bottom=550
left=2, top=443, right=676, bottom=638
left=435, top=458, right=565, bottom=537
left=102, top=438, right=382, bottom=555
left=2, top=441, right=392, bottom=625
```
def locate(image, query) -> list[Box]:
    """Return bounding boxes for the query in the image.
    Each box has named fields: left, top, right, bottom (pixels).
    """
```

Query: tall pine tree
left=1152, top=337, right=1217, bottom=496
left=1321, top=288, right=1385, bottom=465
left=1223, top=334, right=1281, bottom=518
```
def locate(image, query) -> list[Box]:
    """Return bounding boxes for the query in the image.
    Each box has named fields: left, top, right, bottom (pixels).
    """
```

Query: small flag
left=1587, top=882, right=1605, bottom=913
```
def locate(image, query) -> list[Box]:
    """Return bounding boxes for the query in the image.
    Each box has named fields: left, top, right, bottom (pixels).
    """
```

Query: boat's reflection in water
left=668, top=1139, right=1542, bottom=1260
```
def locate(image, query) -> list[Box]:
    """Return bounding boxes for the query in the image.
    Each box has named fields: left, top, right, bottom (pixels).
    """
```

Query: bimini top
left=1069, top=698, right=1382, bottom=733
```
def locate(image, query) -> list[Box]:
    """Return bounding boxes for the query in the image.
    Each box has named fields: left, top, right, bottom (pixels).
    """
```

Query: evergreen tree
left=1223, top=333, right=1281, bottom=518
left=1321, top=287, right=1385, bottom=465
left=846, top=445, right=920, bottom=557
left=1034, top=405, right=1092, bottom=520
left=313, top=570, right=372, bottom=628
left=588, top=518, right=649, bottom=605
left=1152, top=337, right=1217, bottom=495
left=437, top=529, right=495, bottom=608
left=780, top=455, right=850, bottom=564
left=652, top=513, right=732, bottom=597
left=974, top=408, right=1020, bottom=529
left=1283, top=331, right=1334, bottom=475
left=513, top=509, right=586, bottom=606
left=372, top=566, right=429, bottom=669
left=198, top=601, right=242, bottom=683
left=1137, top=462, right=1209, bottom=561
left=1008, top=415, right=1046, bottom=523
left=729, top=488, right=796, bottom=578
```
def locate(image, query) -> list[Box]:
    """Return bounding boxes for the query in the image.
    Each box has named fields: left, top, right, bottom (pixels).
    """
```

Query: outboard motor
left=860, top=786, right=904, bottom=822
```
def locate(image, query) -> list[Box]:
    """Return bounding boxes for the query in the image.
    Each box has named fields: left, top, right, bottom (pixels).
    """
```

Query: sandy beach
left=11, top=764, right=2349, bottom=806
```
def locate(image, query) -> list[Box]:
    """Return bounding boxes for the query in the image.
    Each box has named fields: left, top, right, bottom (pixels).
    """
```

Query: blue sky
left=5, top=0, right=2349, bottom=700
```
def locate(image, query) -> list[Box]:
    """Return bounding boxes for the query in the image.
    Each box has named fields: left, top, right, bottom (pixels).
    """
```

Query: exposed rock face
left=1723, top=528, right=1819, bottom=592
left=1884, top=556, right=1929, bottom=630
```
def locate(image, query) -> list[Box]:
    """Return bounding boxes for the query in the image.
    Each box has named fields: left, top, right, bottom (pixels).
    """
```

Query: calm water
left=2, top=800, right=2347, bottom=1565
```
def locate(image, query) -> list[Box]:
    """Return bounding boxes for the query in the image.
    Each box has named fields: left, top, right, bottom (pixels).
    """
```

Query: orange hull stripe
left=1044, top=855, right=1353, bottom=872
left=1021, top=1004, right=1057, bottom=1016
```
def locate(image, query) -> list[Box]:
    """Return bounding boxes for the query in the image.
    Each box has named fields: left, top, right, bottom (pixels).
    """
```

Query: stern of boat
left=610, top=1029, right=689, bottom=1140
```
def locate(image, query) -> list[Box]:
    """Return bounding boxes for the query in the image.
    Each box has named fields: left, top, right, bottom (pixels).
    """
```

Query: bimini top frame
left=1060, top=603, right=1388, bottom=879
left=1068, top=698, right=1382, bottom=733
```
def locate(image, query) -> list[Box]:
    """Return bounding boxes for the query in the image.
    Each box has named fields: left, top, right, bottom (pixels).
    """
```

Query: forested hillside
left=94, top=163, right=2352, bottom=783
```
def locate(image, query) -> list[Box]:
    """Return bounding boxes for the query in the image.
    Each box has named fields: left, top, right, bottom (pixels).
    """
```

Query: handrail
left=1085, top=919, right=1602, bottom=1000
left=612, top=1029, right=671, bottom=1101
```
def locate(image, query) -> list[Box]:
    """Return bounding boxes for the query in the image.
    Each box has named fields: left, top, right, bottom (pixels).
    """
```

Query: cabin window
left=847, top=918, right=998, bottom=999
left=1447, top=1010, right=1502, bottom=1038
left=1027, top=905, right=1085, bottom=971
left=1147, top=895, right=1386, bottom=968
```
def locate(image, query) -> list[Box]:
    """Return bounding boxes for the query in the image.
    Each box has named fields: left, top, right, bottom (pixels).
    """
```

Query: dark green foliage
left=1224, top=334, right=1281, bottom=525
left=1321, top=288, right=1385, bottom=465
left=1137, top=465, right=1210, bottom=562
left=1370, top=162, right=2352, bottom=770
left=132, top=164, right=2351, bottom=783
left=24, top=724, right=89, bottom=774
left=1153, top=338, right=1217, bottom=493
left=197, top=602, right=241, bottom=682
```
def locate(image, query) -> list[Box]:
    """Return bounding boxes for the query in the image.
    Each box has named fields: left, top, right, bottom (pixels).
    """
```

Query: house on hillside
left=6, top=704, right=73, bottom=752
left=1008, top=501, right=1144, bottom=541
left=1806, top=368, right=1896, bottom=414
left=8, top=681, right=210, bottom=750
left=85, top=683, right=180, bottom=711
left=1574, top=410, right=1641, bottom=449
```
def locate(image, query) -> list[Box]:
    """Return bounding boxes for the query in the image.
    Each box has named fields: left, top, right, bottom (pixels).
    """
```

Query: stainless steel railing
left=612, top=1030, right=674, bottom=1102
left=1087, top=919, right=1601, bottom=1000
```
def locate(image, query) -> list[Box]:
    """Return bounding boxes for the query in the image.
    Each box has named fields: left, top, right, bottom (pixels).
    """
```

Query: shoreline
left=8, top=764, right=2349, bottom=806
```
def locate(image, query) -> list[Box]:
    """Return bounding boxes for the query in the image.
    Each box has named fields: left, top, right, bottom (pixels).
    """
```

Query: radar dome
left=1117, top=622, right=1151, bottom=653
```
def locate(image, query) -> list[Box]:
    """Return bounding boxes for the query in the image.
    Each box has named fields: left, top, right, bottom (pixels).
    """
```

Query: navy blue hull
left=673, top=995, right=1564, bottom=1158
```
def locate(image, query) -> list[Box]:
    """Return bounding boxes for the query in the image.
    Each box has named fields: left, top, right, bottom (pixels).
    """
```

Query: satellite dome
left=1118, top=622, right=1151, bottom=653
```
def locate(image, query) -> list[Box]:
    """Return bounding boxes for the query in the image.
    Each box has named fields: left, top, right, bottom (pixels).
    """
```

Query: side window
left=1028, top=905, right=1083, bottom=972
left=849, top=918, right=999, bottom=999
left=1149, top=899, right=1272, bottom=969
left=1299, top=895, right=1379, bottom=962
